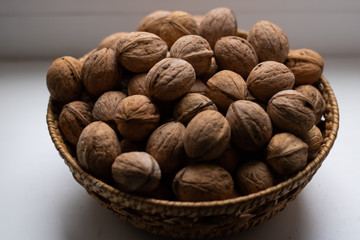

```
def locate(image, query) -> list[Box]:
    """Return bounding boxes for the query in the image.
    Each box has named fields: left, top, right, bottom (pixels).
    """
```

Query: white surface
left=1, top=0, right=360, bottom=59
left=0, top=57, right=359, bottom=240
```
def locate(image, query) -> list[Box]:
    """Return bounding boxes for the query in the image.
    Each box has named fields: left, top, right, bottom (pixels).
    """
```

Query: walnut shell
left=170, top=35, right=213, bottom=76
left=193, top=15, right=204, bottom=27
left=236, top=160, right=274, bottom=195
left=184, top=110, right=231, bottom=161
left=145, top=58, right=196, bottom=101
left=137, top=10, right=171, bottom=36
left=146, top=121, right=186, bottom=173
left=285, top=48, right=324, bottom=85
left=212, top=146, right=241, bottom=175
left=247, top=20, right=289, bottom=63
left=77, top=121, right=122, bottom=180
left=127, top=73, right=148, bottom=96
left=59, top=101, right=93, bottom=145
left=81, top=48, right=120, bottom=96
left=172, top=164, right=234, bottom=201
left=236, top=29, right=248, bottom=39
left=115, top=95, right=160, bottom=141
left=173, top=93, right=217, bottom=124
left=266, top=132, right=308, bottom=176
left=188, top=79, right=206, bottom=95
left=226, top=100, right=273, bottom=152
left=247, top=61, right=295, bottom=102
left=206, top=70, right=248, bottom=113
left=295, top=84, right=325, bottom=124
left=111, top=152, right=161, bottom=193
left=98, top=32, right=128, bottom=49
left=214, top=36, right=258, bottom=78
left=159, top=11, right=199, bottom=48
left=199, top=57, right=218, bottom=82
left=298, top=125, right=323, bottom=159
left=116, top=31, right=168, bottom=72
left=200, top=7, right=237, bottom=49
left=267, top=90, right=316, bottom=135
left=92, top=91, right=127, bottom=130
left=46, top=56, right=82, bottom=104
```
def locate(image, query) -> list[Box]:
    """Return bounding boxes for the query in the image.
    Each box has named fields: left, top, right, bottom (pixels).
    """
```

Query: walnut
left=111, top=152, right=161, bottom=193
left=298, top=125, right=323, bottom=159
left=81, top=48, right=120, bottom=96
left=59, top=101, right=93, bottom=145
left=199, top=57, right=218, bottom=82
left=92, top=91, right=127, bottom=130
left=79, top=49, right=97, bottom=64
left=236, top=29, right=248, bottom=39
left=98, top=32, right=128, bottom=49
left=266, top=132, right=308, bottom=176
left=46, top=56, right=82, bottom=104
left=145, top=58, right=196, bottom=101
left=184, top=110, right=230, bottom=161
left=236, top=160, right=274, bottom=195
left=247, top=61, right=295, bottom=102
left=137, top=10, right=171, bottom=36
left=267, top=90, right=316, bottom=135
left=159, top=11, right=199, bottom=48
left=214, top=36, right=258, bottom=78
left=172, top=164, right=234, bottom=201
left=193, top=15, right=204, bottom=27
left=188, top=79, right=206, bottom=95
left=173, top=93, right=217, bottom=124
left=116, top=31, right=168, bottom=72
left=247, top=20, right=289, bottom=63
left=200, top=7, right=237, bottom=49
left=226, top=100, right=272, bottom=152
left=146, top=121, right=186, bottom=173
left=205, top=70, right=248, bottom=113
left=127, top=73, right=148, bottom=96
left=285, top=48, right=324, bottom=85
left=212, top=146, right=241, bottom=175
left=115, top=95, right=160, bottom=141
left=170, top=35, right=213, bottom=76
left=77, top=121, right=122, bottom=180
left=295, top=84, right=325, bottom=124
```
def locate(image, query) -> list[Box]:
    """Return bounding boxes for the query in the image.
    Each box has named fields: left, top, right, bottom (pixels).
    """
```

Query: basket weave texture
left=46, top=75, right=339, bottom=239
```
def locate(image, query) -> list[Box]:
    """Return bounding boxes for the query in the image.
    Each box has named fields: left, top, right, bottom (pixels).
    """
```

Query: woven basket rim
left=46, top=75, right=339, bottom=209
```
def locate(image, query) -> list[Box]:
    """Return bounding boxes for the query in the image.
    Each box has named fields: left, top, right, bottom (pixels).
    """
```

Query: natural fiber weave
left=46, top=75, right=339, bottom=239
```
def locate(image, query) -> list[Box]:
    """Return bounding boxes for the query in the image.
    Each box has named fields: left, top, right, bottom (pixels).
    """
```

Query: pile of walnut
left=47, top=8, right=325, bottom=202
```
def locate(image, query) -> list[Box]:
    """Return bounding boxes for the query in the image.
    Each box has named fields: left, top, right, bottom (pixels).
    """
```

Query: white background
left=0, top=1, right=359, bottom=240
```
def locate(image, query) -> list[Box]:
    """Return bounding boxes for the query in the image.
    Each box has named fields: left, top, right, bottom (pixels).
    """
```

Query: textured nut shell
left=193, top=15, right=204, bottom=27
left=98, top=32, right=128, bottom=49
left=92, top=91, right=127, bottom=129
left=79, top=49, right=97, bottom=64
left=226, top=100, right=272, bottom=152
left=81, top=48, right=120, bottom=96
left=146, top=121, right=186, bottom=173
left=247, top=20, right=289, bottom=63
left=46, top=56, right=82, bottom=103
left=173, top=93, right=217, bottom=124
left=236, top=29, right=248, bottom=39
left=267, top=90, right=316, bottom=135
left=145, top=58, right=196, bottom=101
left=295, top=84, right=325, bottom=124
left=285, top=48, right=324, bottom=85
left=116, top=31, right=168, bottom=72
left=137, top=10, right=171, bottom=36
left=115, top=95, right=160, bottom=141
left=199, top=57, right=218, bottom=82
left=184, top=110, right=231, bottom=161
left=77, top=121, right=122, bottom=180
left=266, top=132, right=308, bottom=176
left=111, top=152, right=161, bottom=193
left=247, top=61, right=295, bottom=102
left=236, top=160, right=274, bottom=195
left=214, top=36, right=258, bottom=78
left=206, top=70, right=248, bottom=113
left=127, top=73, right=148, bottom=96
left=298, top=125, right=323, bottom=159
left=188, top=79, right=206, bottom=95
left=200, top=7, right=237, bottom=49
left=172, top=164, right=234, bottom=201
left=170, top=35, right=213, bottom=76
left=159, top=11, right=199, bottom=48
left=59, top=101, right=93, bottom=145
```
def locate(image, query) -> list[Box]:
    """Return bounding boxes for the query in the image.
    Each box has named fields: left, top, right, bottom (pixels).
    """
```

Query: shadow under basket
left=46, top=75, right=339, bottom=239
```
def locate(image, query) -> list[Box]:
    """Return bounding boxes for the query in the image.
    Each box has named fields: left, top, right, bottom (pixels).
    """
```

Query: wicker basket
left=46, top=75, right=339, bottom=239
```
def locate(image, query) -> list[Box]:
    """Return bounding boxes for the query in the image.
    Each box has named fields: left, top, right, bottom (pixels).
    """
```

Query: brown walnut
left=298, top=125, right=323, bottom=159
left=188, top=79, right=206, bottom=95
left=127, top=73, right=148, bottom=96
left=247, top=20, right=289, bottom=63
left=212, top=146, right=241, bottom=175
left=199, top=57, right=218, bottom=82
left=172, top=164, right=234, bottom=201
left=137, top=10, right=171, bottom=36
left=77, top=121, right=122, bottom=180
left=46, top=56, right=82, bottom=104
left=98, top=32, right=128, bottom=49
